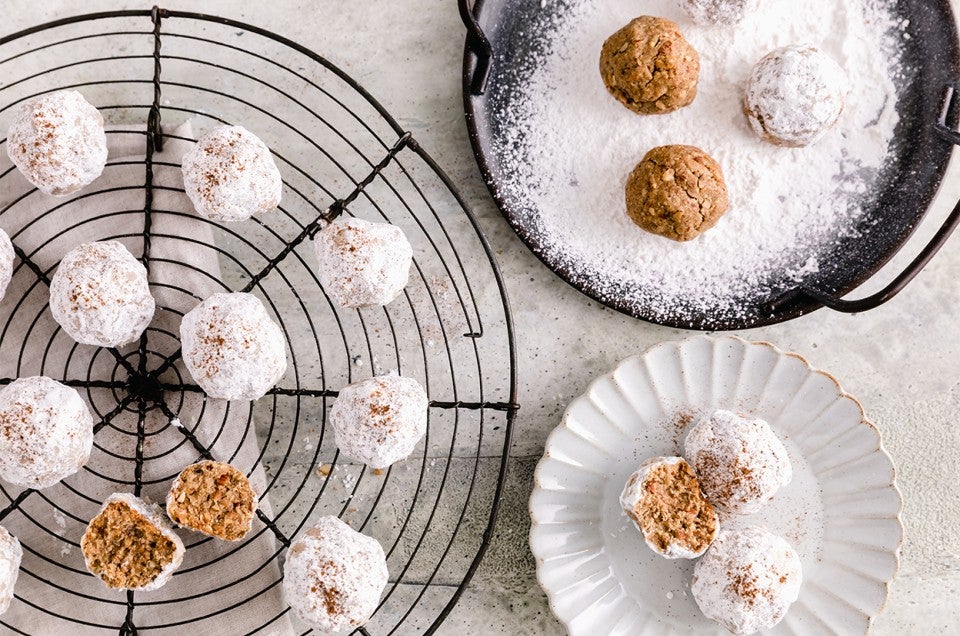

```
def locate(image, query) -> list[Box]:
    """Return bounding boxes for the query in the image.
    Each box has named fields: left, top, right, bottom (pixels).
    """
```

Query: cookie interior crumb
left=629, top=459, right=717, bottom=554
left=81, top=499, right=179, bottom=589
left=167, top=461, right=257, bottom=541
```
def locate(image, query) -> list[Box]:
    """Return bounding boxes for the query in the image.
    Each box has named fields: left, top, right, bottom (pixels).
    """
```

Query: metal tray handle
left=766, top=83, right=960, bottom=314
left=460, top=0, right=492, bottom=95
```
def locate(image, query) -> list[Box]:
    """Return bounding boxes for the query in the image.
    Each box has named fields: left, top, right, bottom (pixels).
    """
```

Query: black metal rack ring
left=0, top=7, right=518, bottom=635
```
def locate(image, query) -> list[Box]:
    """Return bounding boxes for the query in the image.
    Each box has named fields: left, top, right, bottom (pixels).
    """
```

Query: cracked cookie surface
left=625, top=144, right=728, bottom=241
left=599, top=16, right=700, bottom=115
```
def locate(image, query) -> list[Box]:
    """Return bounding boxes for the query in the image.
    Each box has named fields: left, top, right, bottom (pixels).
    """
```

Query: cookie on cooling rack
left=0, top=229, right=13, bottom=302
left=692, top=526, right=802, bottom=634
left=684, top=410, right=792, bottom=515
left=314, top=216, right=413, bottom=308
left=0, top=526, right=22, bottom=616
left=620, top=456, right=719, bottom=559
left=283, top=516, right=388, bottom=633
left=166, top=460, right=258, bottom=541
left=329, top=373, right=428, bottom=470
left=0, top=376, right=94, bottom=489
left=6, top=90, right=107, bottom=196
left=81, top=493, right=185, bottom=591
left=180, top=292, right=287, bottom=401
left=181, top=125, right=282, bottom=222
left=49, top=241, right=156, bottom=347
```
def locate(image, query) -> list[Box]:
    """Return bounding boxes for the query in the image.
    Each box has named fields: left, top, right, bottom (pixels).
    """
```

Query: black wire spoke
left=0, top=376, right=125, bottom=390
left=93, top=394, right=136, bottom=435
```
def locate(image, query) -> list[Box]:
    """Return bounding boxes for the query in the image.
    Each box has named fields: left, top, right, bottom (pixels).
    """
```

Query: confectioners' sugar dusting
left=0, top=376, right=94, bottom=489
left=684, top=410, right=792, bottom=515
left=283, top=516, right=388, bottom=633
left=329, top=374, right=428, bottom=470
left=0, top=526, right=21, bottom=615
left=0, top=229, right=13, bottom=302
left=49, top=241, right=156, bottom=348
left=493, top=0, right=904, bottom=324
left=180, top=292, right=288, bottom=401
left=692, top=526, right=802, bottom=634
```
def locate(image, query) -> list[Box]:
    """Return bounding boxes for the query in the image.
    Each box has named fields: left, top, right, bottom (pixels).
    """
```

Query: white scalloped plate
left=530, top=335, right=902, bottom=635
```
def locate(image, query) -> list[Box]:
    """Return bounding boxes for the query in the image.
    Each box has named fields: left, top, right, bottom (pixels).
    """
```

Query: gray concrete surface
left=3, top=1, right=959, bottom=634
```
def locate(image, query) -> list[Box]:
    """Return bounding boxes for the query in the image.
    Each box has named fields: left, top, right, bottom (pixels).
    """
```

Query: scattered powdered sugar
left=283, top=516, right=388, bottom=633
left=492, top=0, right=905, bottom=325
left=692, top=526, right=802, bottom=634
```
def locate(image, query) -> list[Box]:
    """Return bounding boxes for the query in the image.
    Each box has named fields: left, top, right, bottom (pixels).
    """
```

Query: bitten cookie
left=81, top=493, right=185, bottom=591
left=167, top=461, right=258, bottom=541
left=620, top=456, right=719, bottom=559
left=625, top=145, right=728, bottom=241
left=599, top=16, right=700, bottom=115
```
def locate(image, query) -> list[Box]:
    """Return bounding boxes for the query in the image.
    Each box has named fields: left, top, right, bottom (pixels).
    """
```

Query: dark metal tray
left=461, top=0, right=960, bottom=330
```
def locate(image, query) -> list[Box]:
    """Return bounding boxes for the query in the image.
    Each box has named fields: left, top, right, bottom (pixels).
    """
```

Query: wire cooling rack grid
left=0, top=7, right=517, bottom=634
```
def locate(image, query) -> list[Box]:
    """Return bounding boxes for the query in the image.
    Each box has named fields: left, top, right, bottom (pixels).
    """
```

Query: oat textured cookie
left=6, top=90, right=107, bottom=196
left=692, top=526, right=802, bottom=634
left=181, top=125, right=282, bottom=222
left=49, top=241, right=156, bottom=347
left=0, top=376, right=94, bottom=489
left=744, top=45, right=847, bottom=147
left=599, top=16, right=700, bottom=115
left=625, top=144, right=728, bottom=241
left=685, top=410, right=792, bottom=514
left=283, top=516, right=388, bottom=633
left=166, top=460, right=258, bottom=541
left=620, top=456, right=719, bottom=559
left=81, top=493, right=185, bottom=591
left=180, top=292, right=287, bottom=401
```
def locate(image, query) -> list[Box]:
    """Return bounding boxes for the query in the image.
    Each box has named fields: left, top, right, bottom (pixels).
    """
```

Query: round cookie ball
left=314, top=217, right=413, bottom=309
left=680, top=0, right=760, bottom=26
left=284, top=516, right=388, bottom=633
left=0, top=229, right=13, bottom=302
left=180, top=292, right=287, bottom=401
left=625, top=145, right=728, bottom=241
left=329, top=374, right=428, bottom=469
left=0, top=527, right=22, bottom=616
left=692, top=526, right=802, bottom=634
left=181, top=125, right=282, bottom=222
left=599, top=16, right=700, bottom=115
left=49, top=241, right=156, bottom=347
left=620, top=456, right=719, bottom=559
left=685, top=410, right=792, bottom=514
left=0, top=376, right=94, bottom=489
left=6, top=90, right=107, bottom=196
left=81, top=493, right=185, bottom=591
left=744, top=45, right=847, bottom=147
left=166, top=460, right=258, bottom=541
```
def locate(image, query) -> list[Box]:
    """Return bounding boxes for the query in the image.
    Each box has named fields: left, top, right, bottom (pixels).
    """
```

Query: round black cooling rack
left=0, top=7, right=518, bottom=635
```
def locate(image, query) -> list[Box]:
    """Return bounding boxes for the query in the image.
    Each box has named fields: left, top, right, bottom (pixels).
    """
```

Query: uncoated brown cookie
left=625, top=145, right=729, bottom=241
left=599, top=16, right=700, bottom=115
